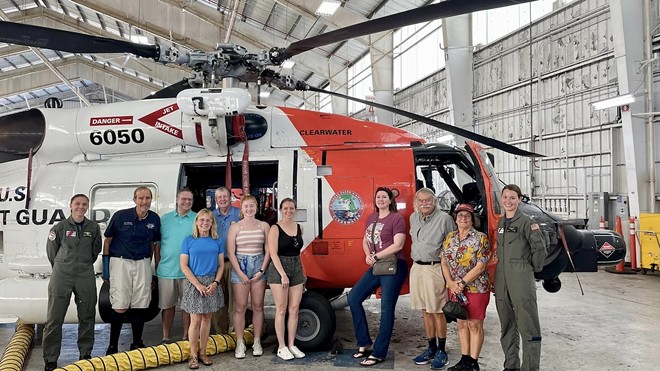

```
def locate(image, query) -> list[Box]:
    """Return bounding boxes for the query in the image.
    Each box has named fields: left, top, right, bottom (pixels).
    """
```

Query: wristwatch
left=373, top=254, right=380, bottom=261
left=213, top=280, right=220, bottom=286
left=259, top=269, right=264, bottom=274
left=460, top=279, right=467, bottom=286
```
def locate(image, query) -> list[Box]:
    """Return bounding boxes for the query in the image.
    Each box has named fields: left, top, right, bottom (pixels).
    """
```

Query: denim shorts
left=231, top=254, right=266, bottom=283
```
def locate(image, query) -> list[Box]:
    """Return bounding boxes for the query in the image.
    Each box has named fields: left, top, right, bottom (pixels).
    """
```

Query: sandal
left=188, top=356, right=199, bottom=369
left=360, top=355, right=385, bottom=367
left=199, top=352, right=213, bottom=366
left=352, top=348, right=372, bottom=359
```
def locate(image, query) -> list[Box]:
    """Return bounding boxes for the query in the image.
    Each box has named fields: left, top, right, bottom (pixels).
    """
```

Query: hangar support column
left=441, top=14, right=474, bottom=148
left=609, top=0, right=651, bottom=218
left=329, top=60, right=348, bottom=115
left=370, top=32, right=394, bottom=125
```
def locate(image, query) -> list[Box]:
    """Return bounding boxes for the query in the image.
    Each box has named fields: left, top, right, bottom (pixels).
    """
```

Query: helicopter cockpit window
left=0, top=109, right=46, bottom=163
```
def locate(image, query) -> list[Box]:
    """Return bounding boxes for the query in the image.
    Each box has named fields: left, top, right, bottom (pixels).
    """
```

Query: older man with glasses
left=409, top=188, right=456, bottom=369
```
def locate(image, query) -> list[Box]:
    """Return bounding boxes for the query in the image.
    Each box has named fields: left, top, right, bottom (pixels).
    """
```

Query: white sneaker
left=277, top=346, right=294, bottom=361
left=289, top=345, right=305, bottom=359
left=234, top=339, right=246, bottom=359
left=252, top=337, right=263, bottom=356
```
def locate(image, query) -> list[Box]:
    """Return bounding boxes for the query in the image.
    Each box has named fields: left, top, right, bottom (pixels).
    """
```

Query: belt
left=110, top=255, right=149, bottom=261
left=414, top=260, right=441, bottom=266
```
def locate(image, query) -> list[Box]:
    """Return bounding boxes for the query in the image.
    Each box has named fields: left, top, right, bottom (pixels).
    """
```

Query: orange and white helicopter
left=0, top=0, right=625, bottom=350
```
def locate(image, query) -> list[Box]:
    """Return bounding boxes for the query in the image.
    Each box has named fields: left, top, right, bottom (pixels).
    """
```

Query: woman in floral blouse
left=440, top=204, right=492, bottom=371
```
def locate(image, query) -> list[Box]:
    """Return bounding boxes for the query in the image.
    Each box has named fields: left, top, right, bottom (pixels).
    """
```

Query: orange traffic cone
left=606, top=215, right=637, bottom=275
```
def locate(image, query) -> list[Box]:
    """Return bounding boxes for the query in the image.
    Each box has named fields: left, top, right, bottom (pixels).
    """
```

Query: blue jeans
left=348, top=259, right=408, bottom=359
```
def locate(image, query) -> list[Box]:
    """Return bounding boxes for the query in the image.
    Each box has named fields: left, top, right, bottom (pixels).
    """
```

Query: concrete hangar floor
left=1, top=269, right=657, bottom=370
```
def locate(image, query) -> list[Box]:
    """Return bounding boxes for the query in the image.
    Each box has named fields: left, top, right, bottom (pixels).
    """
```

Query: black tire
left=542, top=277, right=561, bottom=293
left=295, top=291, right=336, bottom=351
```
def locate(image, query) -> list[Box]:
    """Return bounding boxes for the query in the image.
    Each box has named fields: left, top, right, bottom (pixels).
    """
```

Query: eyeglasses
left=416, top=198, right=435, bottom=204
left=456, top=213, right=472, bottom=219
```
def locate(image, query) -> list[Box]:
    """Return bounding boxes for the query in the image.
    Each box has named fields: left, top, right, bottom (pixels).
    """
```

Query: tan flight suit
left=494, top=208, right=547, bottom=371
left=42, top=216, right=102, bottom=363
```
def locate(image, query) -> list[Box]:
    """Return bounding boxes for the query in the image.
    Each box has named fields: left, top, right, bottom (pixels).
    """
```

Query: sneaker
left=44, top=362, right=57, bottom=371
left=252, top=337, right=263, bottom=356
left=430, top=350, right=449, bottom=370
left=414, top=348, right=435, bottom=365
left=277, top=346, right=294, bottom=361
left=105, top=345, right=118, bottom=355
left=130, top=341, right=146, bottom=350
left=235, top=339, right=246, bottom=359
left=448, top=358, right=470, bottom=371
left=289, top=345, right=305, bottom=359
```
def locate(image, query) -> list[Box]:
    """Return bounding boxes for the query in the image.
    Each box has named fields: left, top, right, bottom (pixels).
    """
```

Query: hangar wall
left=383, top=0, right=660, bottom=219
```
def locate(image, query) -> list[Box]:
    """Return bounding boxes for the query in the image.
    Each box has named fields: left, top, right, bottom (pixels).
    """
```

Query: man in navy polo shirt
left=102, top=186, right=161, bottom=354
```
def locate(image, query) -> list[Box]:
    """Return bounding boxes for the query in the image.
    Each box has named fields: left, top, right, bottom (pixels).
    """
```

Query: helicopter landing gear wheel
left=542, top=277, right=561, bottom=293
left=295, top=291, right=336, bottom=351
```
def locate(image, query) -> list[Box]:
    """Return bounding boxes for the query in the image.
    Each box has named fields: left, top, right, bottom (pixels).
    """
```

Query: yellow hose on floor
left=0, top=323, right=35, bottom=371
left=56, top=328, right=254, bottom=371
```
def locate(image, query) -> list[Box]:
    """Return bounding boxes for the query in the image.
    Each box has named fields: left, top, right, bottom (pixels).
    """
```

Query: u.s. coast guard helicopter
left=0, top=0, right=625, bottom=350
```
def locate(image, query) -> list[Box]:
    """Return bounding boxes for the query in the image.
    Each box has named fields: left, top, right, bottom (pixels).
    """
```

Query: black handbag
left=442, top=294, right=468, bottom=320
left=369, top=221, right=398, bottom=276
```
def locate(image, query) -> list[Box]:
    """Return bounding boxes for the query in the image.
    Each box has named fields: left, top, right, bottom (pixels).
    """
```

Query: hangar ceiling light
left=591, top=94, right=635, bottom=110
left=315, top=0, right=341, bottom=16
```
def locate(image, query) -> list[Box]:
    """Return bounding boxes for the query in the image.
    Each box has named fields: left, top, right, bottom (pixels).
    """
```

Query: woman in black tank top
left=267, top=198, right=307, bottom=360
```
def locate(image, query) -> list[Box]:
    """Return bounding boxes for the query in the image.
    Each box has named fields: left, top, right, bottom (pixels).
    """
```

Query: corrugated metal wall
left=392, top=0, right=637, bottom=219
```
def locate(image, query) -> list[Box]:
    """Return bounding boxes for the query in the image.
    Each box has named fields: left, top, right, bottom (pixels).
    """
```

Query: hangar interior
left=0, top=0, right=658, bottom=233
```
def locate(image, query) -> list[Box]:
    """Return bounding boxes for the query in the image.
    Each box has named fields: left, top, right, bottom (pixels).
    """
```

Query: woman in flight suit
left=495, top=184, right=547, bottom=371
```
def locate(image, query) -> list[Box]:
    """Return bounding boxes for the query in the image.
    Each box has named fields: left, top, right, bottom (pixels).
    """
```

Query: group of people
left=41, top=183, right=546, bottom=371
left=42, top=187, right=307, bottom=370
left=348, top=184, right=546, bottom=371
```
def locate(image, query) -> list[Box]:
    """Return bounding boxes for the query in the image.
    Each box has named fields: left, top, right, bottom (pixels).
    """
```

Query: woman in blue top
left=180, top=209, right=225, bottom=369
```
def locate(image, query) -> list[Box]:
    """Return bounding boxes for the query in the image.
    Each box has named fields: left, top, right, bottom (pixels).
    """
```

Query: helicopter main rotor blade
left=144, top=79, right=192, bottom=100
left=308, top=87, right=543, bottom=158
left=276, top=0, right=537, bottom=62
left=0, top=21, right=159, bottom=58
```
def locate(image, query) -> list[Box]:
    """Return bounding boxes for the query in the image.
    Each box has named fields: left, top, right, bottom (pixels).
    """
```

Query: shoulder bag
left=369, top=220, right=398, bottom=276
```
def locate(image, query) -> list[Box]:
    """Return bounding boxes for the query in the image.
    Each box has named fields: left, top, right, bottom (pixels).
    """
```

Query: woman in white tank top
left=226, top=195, right=271, bottom=359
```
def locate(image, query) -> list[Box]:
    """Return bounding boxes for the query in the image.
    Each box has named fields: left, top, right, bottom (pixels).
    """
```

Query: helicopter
left=0, top=0, right=626, bottom=351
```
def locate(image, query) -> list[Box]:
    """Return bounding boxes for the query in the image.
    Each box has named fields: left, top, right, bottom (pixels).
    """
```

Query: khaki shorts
left=409, top=262, right=448, bottom=313
left=109, top=257, right=152, bottom=309
left=158, top=277, right=186, bottom=309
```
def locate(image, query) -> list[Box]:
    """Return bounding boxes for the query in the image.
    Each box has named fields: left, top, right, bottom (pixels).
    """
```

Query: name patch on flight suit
left=83, top=231, right=92, bottom=237
left=65, top=231, right=77, bottom=237
left=506, top=227, right=518, bottom=233
left=48, top=231, right=56, bottom=241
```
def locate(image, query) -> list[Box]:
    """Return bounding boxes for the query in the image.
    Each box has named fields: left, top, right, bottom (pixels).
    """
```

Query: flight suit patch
left=506, top=227, right=518, bottom=233
left=65, top=231, right=77, bottom=237
left=83, top=231, right=92, bottom=237
left=48, top=231, right=56, bottom=241
left=498, top=227, right=504, bottom=234
left=531, top=223, right=540, bottom=231
left=147, top=223, right=155, bottom=229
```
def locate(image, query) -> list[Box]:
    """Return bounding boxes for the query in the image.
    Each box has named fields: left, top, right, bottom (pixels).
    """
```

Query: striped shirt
left=235, top=225, right=265, bottom=255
